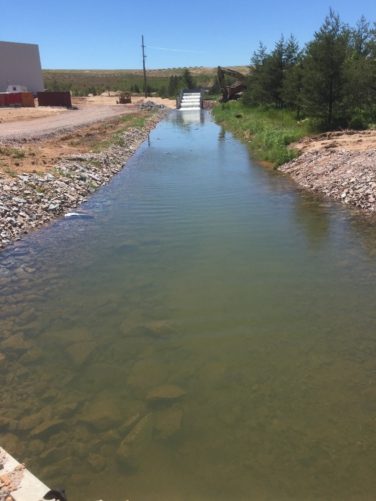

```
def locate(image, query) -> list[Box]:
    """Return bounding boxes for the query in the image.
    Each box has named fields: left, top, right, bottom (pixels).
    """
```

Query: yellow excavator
left=217, top=66, right=247, bottom=102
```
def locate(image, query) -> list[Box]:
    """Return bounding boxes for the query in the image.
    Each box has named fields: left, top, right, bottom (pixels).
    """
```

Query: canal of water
left=1, top=111, right=376, bottom=500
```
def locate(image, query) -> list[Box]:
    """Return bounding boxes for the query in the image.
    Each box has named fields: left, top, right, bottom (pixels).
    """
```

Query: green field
left=42, top=67, right=247, bottom=97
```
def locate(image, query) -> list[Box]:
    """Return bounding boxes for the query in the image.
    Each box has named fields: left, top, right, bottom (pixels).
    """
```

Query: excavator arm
left=217, top=66, right=247, bottom=102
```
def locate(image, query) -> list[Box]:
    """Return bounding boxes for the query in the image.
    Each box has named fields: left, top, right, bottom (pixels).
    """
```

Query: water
left=1, top=111, right=376, bottom=500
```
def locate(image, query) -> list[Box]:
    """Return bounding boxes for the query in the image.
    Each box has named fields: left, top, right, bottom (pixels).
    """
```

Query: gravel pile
left=280, top=148, right=376, bottom=213
left=0, top=112, right=165, bottom=250
left=139, top=101, right=166, bottom=111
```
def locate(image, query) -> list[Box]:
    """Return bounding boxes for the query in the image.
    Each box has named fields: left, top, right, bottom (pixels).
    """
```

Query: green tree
left=301, top=10, right=350, bottom=129
left=343, top=16, right=376, bottom=128
left=182, top=68, right=196, bottom=89
left=168, top=75, right=181, bottom=97
left=282, top=60, right=304, bottom=117
left=243, top=42, right=269, bottom=105
left=159, top=86, right=167, bottom=98
left=244, top=36, right=301, bottom=108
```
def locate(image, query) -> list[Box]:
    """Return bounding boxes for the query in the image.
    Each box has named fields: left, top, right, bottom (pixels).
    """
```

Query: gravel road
left=0, top=105, right=137, bottom=141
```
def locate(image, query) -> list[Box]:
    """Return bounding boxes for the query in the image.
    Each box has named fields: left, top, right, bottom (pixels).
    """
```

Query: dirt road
left=0, top=105, right=141, bottom=141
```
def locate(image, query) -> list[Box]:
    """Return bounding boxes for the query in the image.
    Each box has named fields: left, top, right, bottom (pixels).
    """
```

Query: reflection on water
left=1, top=111, right=376, bottom=500
left=293, top=194, right=332, bottom=250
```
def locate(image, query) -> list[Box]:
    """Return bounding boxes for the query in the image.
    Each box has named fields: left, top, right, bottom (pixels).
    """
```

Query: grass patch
left=3, top=166, right=17, bottom=177
left=119, top=114, right=146, bottom=128
left=212, top=102, right=311, bottom=167
left=93, top=113, right=149, bottom=151
left=0, top=146, right=26, bottom=159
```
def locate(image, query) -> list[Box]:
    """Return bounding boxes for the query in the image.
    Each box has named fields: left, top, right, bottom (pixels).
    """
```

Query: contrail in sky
left=147, top=46, right=206, bottom=54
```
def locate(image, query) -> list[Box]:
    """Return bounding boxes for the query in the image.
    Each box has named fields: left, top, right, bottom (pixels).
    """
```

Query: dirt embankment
left=0, top=99, right=169, bottom=250
left=280, top=130, right=376, bottom=214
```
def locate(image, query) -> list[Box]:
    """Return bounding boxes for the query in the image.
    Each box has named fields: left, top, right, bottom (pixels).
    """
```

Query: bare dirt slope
left=281, top=130, right=376, bottom=214
left=293, top=129, right=376, bottom=153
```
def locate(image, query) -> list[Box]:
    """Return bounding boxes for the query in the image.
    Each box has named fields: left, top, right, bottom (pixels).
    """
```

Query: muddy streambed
left=1, top=111, right=376, bottom=500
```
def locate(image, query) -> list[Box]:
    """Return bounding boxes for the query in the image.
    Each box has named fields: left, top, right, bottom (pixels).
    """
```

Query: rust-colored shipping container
left=37, top=91, right=72, bottom=108
left=0, top=92, right=21, bottom=106
left=0, top=92, right=34, bottom=107
left=20, top=92, right=35, bottom=107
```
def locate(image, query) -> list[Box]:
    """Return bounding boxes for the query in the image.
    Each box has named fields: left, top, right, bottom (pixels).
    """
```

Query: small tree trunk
left=328, top=78, right=334, bottom=129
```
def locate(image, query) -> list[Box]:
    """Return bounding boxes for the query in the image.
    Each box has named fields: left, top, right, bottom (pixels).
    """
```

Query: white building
left=0, top=41, right=44, bottom=93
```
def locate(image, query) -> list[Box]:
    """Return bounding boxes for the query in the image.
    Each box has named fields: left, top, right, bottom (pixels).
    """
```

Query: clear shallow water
left=1, top=111, right=376, bottom=500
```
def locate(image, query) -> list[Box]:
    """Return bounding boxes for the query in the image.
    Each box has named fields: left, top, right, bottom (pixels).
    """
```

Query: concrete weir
left=178, top=91, right=202, bottom=111
left=0, top=448, right=50, bottom=501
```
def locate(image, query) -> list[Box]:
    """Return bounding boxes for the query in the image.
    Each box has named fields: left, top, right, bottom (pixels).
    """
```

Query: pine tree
left=182, top=69, right=196, bottom=90
left=343, top=16, right=376, bottom=128
left=245, top=36, right=301, bottom=108
left=168, top=75, right=179, bottom=97
left=301, top=10, right=350, bottom=129
left=243, top=42, right=270, bottom=105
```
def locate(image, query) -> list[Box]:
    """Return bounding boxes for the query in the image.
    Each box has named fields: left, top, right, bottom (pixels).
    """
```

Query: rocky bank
left=280, top=141, right=376, bottom=215
left=0, top=108, right=166, bottom=250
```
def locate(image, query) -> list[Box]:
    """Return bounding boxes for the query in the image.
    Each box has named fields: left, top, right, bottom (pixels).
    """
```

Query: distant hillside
left=42, top=67, right=249, bottom=97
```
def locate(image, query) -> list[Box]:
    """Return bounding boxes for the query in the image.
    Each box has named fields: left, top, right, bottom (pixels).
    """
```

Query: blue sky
left=1, top=0, right=375, bottom=69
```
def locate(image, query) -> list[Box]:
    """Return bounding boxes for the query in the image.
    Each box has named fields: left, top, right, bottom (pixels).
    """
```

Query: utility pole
left=141, top=35, right=147, bottom=98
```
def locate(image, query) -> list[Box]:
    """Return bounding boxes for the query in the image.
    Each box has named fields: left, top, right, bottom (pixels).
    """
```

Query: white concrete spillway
left=179, top=92, right=201, bottom=111
left=0, top=447, right=50, bottom=501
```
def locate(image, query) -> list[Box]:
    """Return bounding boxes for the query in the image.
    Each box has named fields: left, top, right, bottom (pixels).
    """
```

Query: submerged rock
left=127, top=359, right=168, bottom=391
left=1, top=334, right=31, bottom=353
left=48, top=327, right=92, bottom=346
left=18, top=411, right=45, bottom=432
left=154, top=406, right=184, bottom=439
left=30, top=418, right=64, bottom=438
left=65, top=340, right=96, bottom=365
left=143, top=320, right=175, bottom=338
left=79, top=395, right=122, bottom=432
left=87, top=452, right=106, bottom=472
left=146, top=384, right=186, bottom=403
left=116, top=414, right=153, bottom=469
